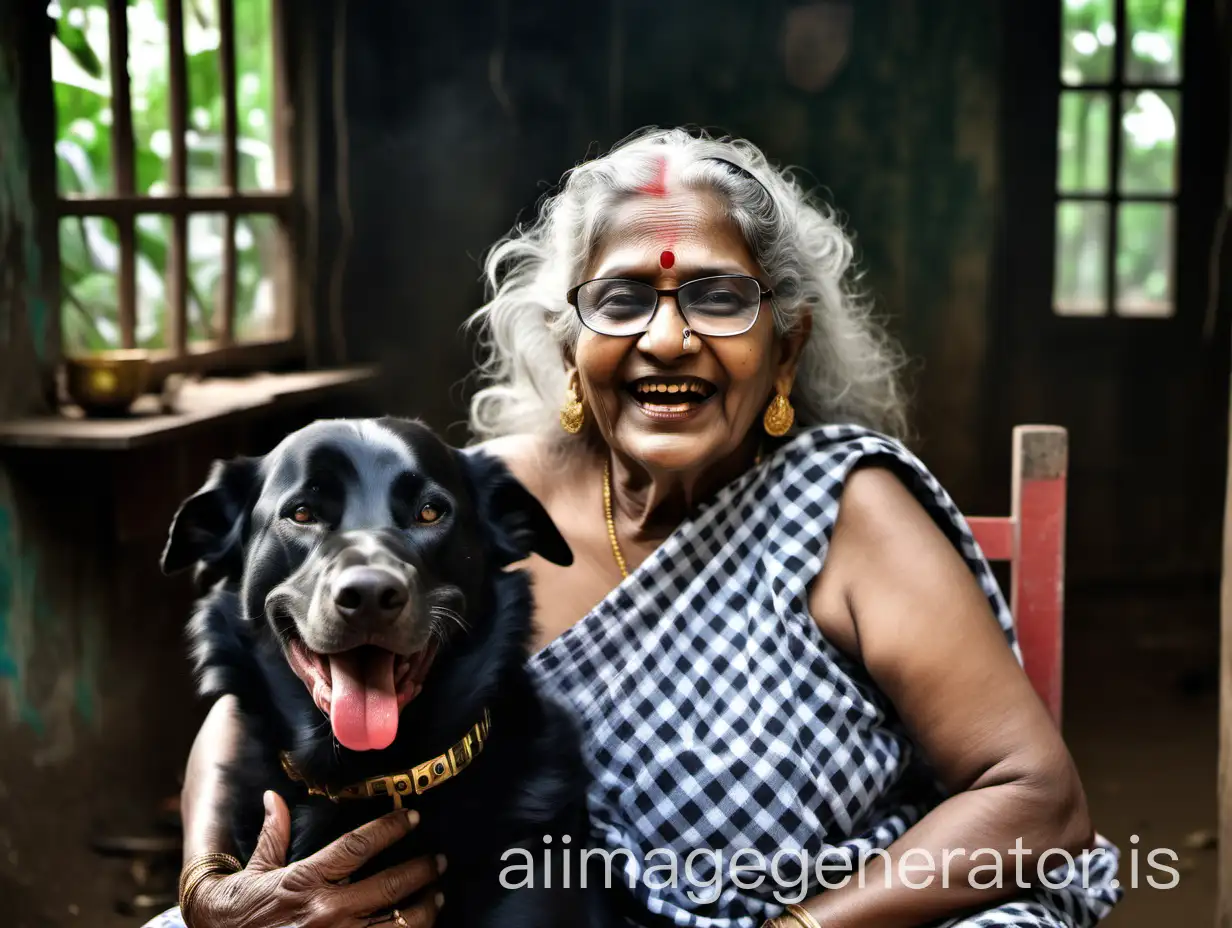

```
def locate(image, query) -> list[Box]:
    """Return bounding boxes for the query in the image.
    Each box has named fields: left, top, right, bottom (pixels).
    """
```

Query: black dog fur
left=163, top=417, right=622, bottom=926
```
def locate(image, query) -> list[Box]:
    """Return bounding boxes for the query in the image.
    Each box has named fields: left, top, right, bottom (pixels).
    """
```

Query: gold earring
left=763, top=391, right=794, bottom=437
left=559, top=372, right=585, bottom=434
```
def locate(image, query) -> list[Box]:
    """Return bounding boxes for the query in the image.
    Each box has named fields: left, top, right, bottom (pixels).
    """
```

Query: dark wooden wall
left=337, top=0, right=1006, bottom=498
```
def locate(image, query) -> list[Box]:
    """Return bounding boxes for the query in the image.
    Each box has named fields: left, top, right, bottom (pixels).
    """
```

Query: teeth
left=633, top=381, right=711, bottom=397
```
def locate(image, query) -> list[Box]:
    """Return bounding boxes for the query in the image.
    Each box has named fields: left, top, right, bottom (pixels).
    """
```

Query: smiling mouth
left=286, top=638, right=438, bottom=751
left=626, top=376, right=717, bottom=413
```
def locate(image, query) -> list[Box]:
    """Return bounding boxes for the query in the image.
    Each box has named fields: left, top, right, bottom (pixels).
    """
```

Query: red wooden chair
left=967, top=426, right=1068, bottom=723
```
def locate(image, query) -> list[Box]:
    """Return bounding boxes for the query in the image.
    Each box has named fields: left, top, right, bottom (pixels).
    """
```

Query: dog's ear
left=460, top=450, right=573, bottom=568
left=161, top=456, right=262, bottom=576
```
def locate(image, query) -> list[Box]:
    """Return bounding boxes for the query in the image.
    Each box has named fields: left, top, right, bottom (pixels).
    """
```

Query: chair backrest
left=966, top=426, right=1068, bottom=723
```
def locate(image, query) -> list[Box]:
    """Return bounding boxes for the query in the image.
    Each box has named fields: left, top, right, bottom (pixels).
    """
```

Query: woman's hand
left=183, top=790, right=444, bottom=928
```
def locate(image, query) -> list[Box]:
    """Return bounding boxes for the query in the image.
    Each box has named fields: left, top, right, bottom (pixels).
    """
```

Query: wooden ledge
left=0, top=367, right=379, bottom=451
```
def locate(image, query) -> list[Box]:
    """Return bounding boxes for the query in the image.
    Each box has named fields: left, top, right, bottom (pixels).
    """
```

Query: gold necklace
left=602, top=459, right=629, bottom=578
left=603, top=447, right=767, bottom=579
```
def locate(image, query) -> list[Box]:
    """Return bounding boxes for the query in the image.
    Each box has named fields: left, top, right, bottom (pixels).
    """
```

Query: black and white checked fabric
left=528, top=424, right=1122, bottom=928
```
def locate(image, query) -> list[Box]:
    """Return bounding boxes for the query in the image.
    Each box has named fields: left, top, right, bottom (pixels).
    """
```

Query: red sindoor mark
left=638, top=156, right=669, bottom=197
left=640, top=157, right=676, bottom=266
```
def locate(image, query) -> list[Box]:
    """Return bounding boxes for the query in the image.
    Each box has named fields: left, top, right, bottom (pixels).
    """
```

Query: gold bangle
left=761, top=918, right=806, bottom=928
left=179, top=853, right=243, bottom=919
left=179, top=853, right=242, bottom=918
left=784, top=903, right=823, bottom=928
left=179, top=852, right=243, bottom=897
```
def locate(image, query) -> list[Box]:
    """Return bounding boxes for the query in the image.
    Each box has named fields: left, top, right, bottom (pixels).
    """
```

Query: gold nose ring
left=682, top=327, right=692, bottom=350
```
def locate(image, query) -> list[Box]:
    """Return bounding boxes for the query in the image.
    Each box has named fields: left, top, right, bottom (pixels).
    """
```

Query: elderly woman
left=147, top=128, right=1120, bottom=928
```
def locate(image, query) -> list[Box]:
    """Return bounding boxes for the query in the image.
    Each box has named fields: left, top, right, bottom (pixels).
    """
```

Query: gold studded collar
left=279, top=708, right=492, bottom=810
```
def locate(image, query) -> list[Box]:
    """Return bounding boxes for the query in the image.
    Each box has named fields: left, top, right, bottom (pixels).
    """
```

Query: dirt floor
left=3, top=588, right=1219, bottom=927
left=1063, top=588, right=1219, bottom=924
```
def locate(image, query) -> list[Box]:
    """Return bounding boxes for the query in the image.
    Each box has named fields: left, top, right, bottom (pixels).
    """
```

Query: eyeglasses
left=566, top=275, right=772, bottom=338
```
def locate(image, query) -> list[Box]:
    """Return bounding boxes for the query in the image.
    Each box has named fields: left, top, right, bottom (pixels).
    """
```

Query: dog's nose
left=332, top=567, right=409, bottom=624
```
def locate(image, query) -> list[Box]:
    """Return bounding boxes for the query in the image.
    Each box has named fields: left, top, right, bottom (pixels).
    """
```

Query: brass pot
left=64, top=350, right=152, bottom=416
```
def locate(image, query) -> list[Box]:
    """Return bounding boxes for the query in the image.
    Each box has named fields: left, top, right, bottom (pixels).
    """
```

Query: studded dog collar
left=279, top=708, right=492, bottom=810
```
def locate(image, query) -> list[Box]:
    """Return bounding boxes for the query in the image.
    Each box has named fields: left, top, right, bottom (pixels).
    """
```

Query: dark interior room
left=1, top=0, right=1230, bottom=925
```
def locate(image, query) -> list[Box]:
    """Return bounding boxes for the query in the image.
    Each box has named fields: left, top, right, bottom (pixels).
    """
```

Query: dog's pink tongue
left=329, top=649, right=399, bottom=751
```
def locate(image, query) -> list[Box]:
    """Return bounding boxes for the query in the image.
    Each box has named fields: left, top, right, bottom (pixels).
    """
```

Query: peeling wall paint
left=0, top=482, right=44, bottom=733
left=0, top=12, right=88, bottom=754
left=0, top=505, right=17, bottom=681
left=0, top=41, right=49, bottom=360
left=0, top=470, right=102, bottom=763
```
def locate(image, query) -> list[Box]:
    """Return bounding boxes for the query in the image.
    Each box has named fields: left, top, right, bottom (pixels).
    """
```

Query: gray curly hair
left=465, top=127, right=907, bottom=444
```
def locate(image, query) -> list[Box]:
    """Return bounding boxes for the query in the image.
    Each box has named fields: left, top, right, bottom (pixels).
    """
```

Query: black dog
left=163, top=417, right=618, bottom=926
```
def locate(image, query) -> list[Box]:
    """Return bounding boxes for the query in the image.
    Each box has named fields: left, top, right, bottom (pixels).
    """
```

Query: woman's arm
left=799, top=466, right=1094, bottom=928
left=181, top=695, right=242, bottom=864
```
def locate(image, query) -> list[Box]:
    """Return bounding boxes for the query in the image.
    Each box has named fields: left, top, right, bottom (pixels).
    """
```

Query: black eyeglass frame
left=565, top=274, right=775, bottom=338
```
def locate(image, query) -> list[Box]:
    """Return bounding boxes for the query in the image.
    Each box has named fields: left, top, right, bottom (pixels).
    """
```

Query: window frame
left=999, top=0, right=1227, bottom=346
left=52, top=0, right=304, bottom=376
left=1054, top=0, right=1185, bottom=320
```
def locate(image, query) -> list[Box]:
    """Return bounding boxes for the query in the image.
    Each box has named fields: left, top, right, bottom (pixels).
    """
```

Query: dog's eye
left=416, top=503, right=443, bottom=524
left=291, top=506, right=317, bottom=524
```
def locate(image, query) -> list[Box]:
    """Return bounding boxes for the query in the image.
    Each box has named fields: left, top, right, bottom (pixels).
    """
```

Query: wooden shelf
left=0, top=367, right=379, bottom=451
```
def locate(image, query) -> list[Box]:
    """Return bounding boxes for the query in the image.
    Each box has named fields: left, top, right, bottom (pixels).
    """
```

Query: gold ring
left=391, top=909, right=410, bottom=928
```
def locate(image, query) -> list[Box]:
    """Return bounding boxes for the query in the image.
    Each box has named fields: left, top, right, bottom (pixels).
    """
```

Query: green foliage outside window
left=51, top=0, right=280, bottom=352
left=1056, top=0, right=1184, bottom=316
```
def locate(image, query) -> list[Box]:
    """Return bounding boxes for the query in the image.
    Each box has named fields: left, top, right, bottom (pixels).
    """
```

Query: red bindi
left=659, top=250, right=675, bottom=269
